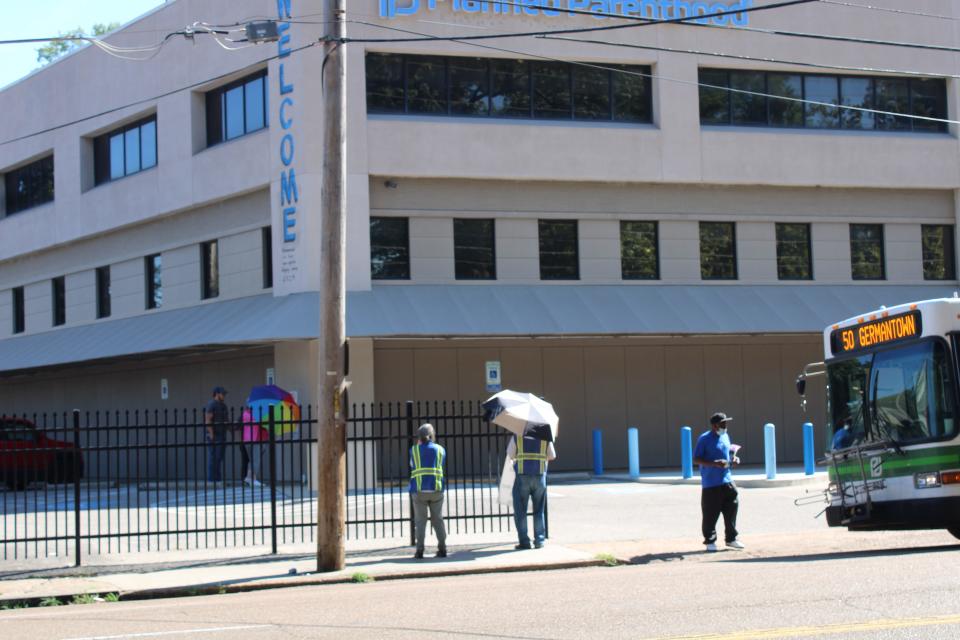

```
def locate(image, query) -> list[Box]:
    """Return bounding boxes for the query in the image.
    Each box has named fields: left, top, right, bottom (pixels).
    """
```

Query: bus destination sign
left=830, top=310, right=922, bottom=355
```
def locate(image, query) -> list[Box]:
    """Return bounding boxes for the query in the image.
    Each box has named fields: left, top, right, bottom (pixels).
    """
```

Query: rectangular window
left=11, top=287, right=24, bottom=334
left=51, top=276, right=65, bottom=327
left=201, top=240, right=219, bottom=300
left=922, top=224, right=956, bottom=281
left=4, top=155, right=54, bottom=215
left=700, top=222, right=737, bottom=280
left=262, top=226, right=273, bottom=289
left=850, top=224, right=885, bottom=280
left=699, top=69, right=947, bottom=133
left=94, top=117, right=157, bottom=185
left=775, top=223, right=813, bottom=280
left=454, top=219, right=496, bottom=280
left=96, top=266, right=111, bottom=319
left=145, top=253, right=162, bottom=309
left=366, top=53, right=652, bottom=124
left=205, top=71, right=268, bottom=147
left=370, top=217, right=410, bottom=280
left=620, top=221, right=659, bottom=280
left=539, top=220, right=579, bottom=280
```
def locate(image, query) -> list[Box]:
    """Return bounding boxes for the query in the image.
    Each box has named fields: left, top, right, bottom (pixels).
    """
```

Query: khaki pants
left=412, top=491, right=447, bottom=553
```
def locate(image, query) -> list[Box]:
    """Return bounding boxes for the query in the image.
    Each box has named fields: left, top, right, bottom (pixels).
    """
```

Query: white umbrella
left=482, top=389, right=559, bottom=442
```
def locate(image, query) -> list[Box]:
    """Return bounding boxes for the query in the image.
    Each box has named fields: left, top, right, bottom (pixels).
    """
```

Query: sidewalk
left=0, top=469, right=829, bottom=606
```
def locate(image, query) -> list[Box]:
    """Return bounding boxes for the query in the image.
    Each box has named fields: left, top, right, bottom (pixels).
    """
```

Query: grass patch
left=71, top=594, right=101, bottom=605
left=103, top=593, right=120, bottom=603
left=595, top=553, right=620, bottom=567
left=38, top=597, right=63, bottom=607
left=350, top=572, right=374, bottom=584
left=0, top=601, right=28, bottom=610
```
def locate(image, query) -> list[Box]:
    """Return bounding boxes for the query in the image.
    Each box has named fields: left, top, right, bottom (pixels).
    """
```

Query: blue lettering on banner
left=277, top=0, right=297, bottom=243
left=380, top=0, right=752, bottom=24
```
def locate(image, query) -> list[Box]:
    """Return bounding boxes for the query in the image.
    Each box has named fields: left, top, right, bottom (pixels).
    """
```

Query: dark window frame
left=538, top=219, right=580, bottom=281
left=366, top=52, right=652, bottom=124
left=775, top=222, right=813, bottom=281
left=454, top=218, right=497, bottom=280
left=699, top=221, right=738, bottom=281
left=12, top=287, right=24, bottom=334
left=145, top=253, right=162, bottom=310
left=699, top=68, right=948, bottom=133
left=201, top=240, right=220, bottom=300
left=51, top=276, right=65, bottom=327
left=620, top=220, right=660, bottom=280
left=93, top=116, right=158, bottom=185
left=262, top=226, right=273, bottom=289
left=96, top=265, right=111, bottom=319
left=205, top=70, right=268, bottom=147
left=370, top=217, right=411, bottom=281
left=4, top=155, right=54, bottom=216
left=850, top=223, right=886, bottom=280
left=922, top=224, right=956, bottom=281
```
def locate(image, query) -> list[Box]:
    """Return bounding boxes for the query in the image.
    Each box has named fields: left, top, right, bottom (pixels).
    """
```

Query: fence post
left=73, top=409, right=82, bottom=567
left=406, top=401, right=415, bottom=547
left=628, top=428, right=640, bottom=479
left=269, top=410, right=278, bottom=555
left=764, top=423, right=777, bottom=480
left=592, top=429, right=603, bottom=476
left=803, top=422, right=815, bottom=475
left=681, top=426, right=693, bottom=479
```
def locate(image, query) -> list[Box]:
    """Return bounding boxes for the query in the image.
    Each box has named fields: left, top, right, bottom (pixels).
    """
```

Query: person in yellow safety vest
left=507, top=434, right=557, bottom=550
left=409, top=423, right=447, bottom=559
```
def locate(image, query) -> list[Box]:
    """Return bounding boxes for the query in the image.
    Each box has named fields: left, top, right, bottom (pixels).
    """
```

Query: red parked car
left=0, top=417, right=84, bottom=490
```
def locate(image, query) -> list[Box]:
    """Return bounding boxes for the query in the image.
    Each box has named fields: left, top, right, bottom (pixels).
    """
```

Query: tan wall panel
left=584, top=347, right=628, bottom=468
left=373, top=348, right=415, bottom=403
left=703, top=345, right=746, bottom=433
left=542, top=347, right=586, bottom=470
left=625, top=346, right=668, bottom=469
left=499, top=348, right=544, bottom=398
left=664, top=346, right=706, bottom=466
left=413, top=349, right=459, bottom=401
left=741, top=345, right=784, bottom=465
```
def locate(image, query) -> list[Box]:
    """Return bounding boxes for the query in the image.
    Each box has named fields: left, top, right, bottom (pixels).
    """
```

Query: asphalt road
left=2, top=529, right=960, bottom=640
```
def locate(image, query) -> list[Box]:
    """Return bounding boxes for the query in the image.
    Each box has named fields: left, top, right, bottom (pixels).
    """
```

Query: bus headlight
left=914, top=472, right=941, bottom=489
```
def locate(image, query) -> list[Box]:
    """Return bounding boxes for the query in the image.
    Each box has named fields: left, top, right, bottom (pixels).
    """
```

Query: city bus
left=796, top=297, right=960, bottom=539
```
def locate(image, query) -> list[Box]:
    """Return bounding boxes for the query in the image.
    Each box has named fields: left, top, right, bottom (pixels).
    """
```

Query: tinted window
left=620, top=221, right=659, bottom=280
left=804, top=76, right=840, bottom=128
left=533, top=62, right=571, bottom=120
left=146, top=254, right=163, bottom=309
left=612, top=65, right=651, bottom=122
left=450, top=57, right=489, bottom=116
left=96, top=266, right=111, bottom=319
left=4, top=155, right=54, bottom=215
left=12, top=287, right=24, bottom=334
left=573, top=66, right=610, bottom=120
left=406, top=56, right=446, bottom=114
left=52, top=276, right=65, bottom=327
left=262, top=226, right=273, bottom=289
left=366, top=53, right=405, bottom=113
left=850, top=224, right=885, bottom=280
left=700, top=222, right=737, bottom=280
left=699, top=69, right=729, bottom=124
left=370, top=217, right=410, bottom=280
left=454, top=219, right=496, bottom=280
left=201, top=240, right=219, bottom=300
left=767, top=73, right=802, bottom=127
left=922, top=224, right=956, bottom=281
left=539, top=220, right=579, bottom=280
left=206, top=71, right=267, bottom=147
left=875, top=78, right=910, bottom=131
left=95, top=117, right=157, bottom=185
left=776, top=223, right=812, bottom=280
left=730, top=71, right=765, bottom=125
left=840, top=77, right=874, bottom=130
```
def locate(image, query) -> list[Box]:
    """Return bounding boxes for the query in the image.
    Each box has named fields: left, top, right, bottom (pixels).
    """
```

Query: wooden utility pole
left=317, top=0, right=347, bottom=572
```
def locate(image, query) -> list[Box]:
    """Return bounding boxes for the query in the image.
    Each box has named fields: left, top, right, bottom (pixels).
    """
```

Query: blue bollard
left=764, top=423, right=777, bottom=480
left=592, top=429, right=603, bottom=476
left=803, top=422, right=815, bottom=475
left=681, top=426, right=693, bottom=479
left=628, top=428, right=640, bottom=479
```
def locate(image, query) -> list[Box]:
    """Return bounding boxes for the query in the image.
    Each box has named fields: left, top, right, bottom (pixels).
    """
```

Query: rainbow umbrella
left=246, top=385, right=301, bottom=435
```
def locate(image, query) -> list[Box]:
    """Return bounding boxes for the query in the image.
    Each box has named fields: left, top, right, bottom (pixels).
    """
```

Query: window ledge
left=368, top=113, right=658, bottom=131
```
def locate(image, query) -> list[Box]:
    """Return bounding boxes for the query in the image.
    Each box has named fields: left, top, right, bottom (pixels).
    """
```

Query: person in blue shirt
left=692, top=412, right=744, bottom=552
left=409, top=423, right=447, bottom=559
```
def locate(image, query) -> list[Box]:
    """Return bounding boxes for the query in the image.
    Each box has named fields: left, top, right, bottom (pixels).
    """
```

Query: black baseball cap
left=212, top=386, right=228, bottom=395
left=710, top=412, right=732, bottom=425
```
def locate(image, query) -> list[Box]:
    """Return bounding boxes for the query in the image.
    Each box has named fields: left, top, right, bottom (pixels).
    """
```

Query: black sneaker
left=515, top=543, right=532, bottom=550
left=435, top=549, right=447, bottom=558
left=413, top=550, right=424, bottom=559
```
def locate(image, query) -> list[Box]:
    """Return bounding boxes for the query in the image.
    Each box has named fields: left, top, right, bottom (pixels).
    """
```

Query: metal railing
left=1, top=401, right=524, bottom=565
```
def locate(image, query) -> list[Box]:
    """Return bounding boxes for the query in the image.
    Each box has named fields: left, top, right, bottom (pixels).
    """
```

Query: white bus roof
left=823, top=297, right=960, bottom=357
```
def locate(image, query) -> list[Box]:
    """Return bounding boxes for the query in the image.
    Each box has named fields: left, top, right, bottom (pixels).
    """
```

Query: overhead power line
left=343, top=0, right=819, bottom=43
left=354, top=19, right=959, bottom=127
left=818, top=0, right=960, bottom=21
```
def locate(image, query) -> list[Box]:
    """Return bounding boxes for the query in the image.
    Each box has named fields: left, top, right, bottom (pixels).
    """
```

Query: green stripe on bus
left=829, top=447, right=960, bottom=481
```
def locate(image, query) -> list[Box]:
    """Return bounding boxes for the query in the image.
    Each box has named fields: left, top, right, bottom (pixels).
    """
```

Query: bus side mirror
left=795, top=376, right=806, bottom=396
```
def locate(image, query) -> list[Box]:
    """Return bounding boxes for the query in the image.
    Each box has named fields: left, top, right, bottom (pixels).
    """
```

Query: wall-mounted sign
left=266, top=368, right=276, bottom=385
left=485, top=361, right=502, bottom=393
left=380, top=0, right=754, bottom=25
left=830, top=310, right=921, bottom=356
left=160, top=378, right=169, bottom=401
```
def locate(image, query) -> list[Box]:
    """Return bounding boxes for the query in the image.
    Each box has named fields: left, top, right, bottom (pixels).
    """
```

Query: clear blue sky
left=0, top=0, right=167, bottom=89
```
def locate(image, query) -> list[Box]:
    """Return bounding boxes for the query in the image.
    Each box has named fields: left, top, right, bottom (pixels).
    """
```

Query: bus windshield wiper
left=873, top=413, right=905, bottom=455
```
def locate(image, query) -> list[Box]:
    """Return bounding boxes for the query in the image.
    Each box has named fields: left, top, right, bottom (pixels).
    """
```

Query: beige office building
left=1, top=0, right=958, bottom=470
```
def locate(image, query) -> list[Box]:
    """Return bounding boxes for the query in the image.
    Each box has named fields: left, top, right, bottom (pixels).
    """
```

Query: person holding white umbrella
left=507, top=433, right=557, bottom=549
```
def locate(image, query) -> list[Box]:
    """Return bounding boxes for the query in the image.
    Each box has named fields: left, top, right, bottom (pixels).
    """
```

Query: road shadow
left=346, top=544, right=520, bottom=567
left=627, top=551, right=688, bottom=565
left=723, top=543, right=960, bottom=564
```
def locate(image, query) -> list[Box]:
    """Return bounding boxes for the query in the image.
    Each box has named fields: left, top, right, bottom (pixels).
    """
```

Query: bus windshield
left=827, top=340, right=958, bottom=450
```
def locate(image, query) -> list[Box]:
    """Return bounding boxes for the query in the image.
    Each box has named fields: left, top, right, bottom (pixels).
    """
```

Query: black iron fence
left=0, top=401, right=523, bottom=565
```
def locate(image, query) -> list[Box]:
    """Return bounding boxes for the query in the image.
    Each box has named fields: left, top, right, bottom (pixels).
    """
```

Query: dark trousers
left=701, top=483, right=739, bottom=544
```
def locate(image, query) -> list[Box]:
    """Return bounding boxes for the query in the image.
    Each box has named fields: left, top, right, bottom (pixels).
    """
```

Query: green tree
left=36, top=23, right=119, bottom=65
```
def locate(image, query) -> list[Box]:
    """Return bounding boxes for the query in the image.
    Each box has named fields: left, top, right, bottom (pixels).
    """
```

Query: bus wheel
left=948, top=527, right=960, bottom=541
